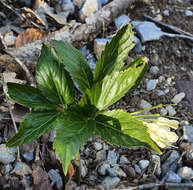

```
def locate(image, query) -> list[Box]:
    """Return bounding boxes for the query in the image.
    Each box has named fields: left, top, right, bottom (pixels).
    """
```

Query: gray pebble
left=183, top=125, right=193, bottom=143
left=107, top=151, right=118, bottom=165
left=23, top=152, right=34, bottom=162
left=80, top=45, right=89, bottom=59
left=96, top=150, right=107, bottom=161
left=81, top=159, right=88, bottom=178
left=152, top=155, right=161, bottom=176
left=166, top=105, right=176, bottom=116
left=101, top=176, right=120, bottom=190
left=115, top=14, right=131, bottom=29
left=94, top=142, right=103, bottom=151
left=166, top=171, right=181, bottom=183
left=49, top=130, right=56, bottom=142
left=138, top=160, right=150, bottom=170
left=186, top=148, right=193, bottom=161
left=139, top=99, right=152, bottom=110
left=87, top=57, right=96, bottom=70
left=177, top=167, right=193, bottom=180
left=107, top=168, right=117, bottom=177
left=146, top=79, right=157, bottom=91
left=48, top=169, right=63, bottom=189
left=98, top=163, right=110, bottom=176
left=0, top=144, right=17, bottom=164
left=162, top=150, right=180, bottom=175
left=185, top=10, right=193, bottom=16
left=14, top=162, right=32, bottom=176
left=119, top=155, right=129, bottom=165
left=134, top=164, right=141, bottom=174
left=150, top=66, right=159, bottom=75
left=133, top=36, right=144, bottom=54
left=157, top=90, right=165, bottom=96
left=61, top=0, right=75, bottom=15
left=160, top=108, right=168, bottom=115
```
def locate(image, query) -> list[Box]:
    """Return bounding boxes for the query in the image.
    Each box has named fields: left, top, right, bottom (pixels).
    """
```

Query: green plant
left=4, top=24, right=179, bottom=175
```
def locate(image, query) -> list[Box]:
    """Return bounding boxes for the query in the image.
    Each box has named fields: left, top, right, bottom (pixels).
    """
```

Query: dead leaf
left=32, top=166, right=53, bottom=190
left=65, top=163, right=75, bottom=190
left=15, top=28, right=48, bottom=48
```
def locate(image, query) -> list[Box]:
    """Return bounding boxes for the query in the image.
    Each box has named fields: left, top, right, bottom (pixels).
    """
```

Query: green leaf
left=53, top=117, right=95, bottom=174
left=36, top=44, right=75, bottom=105
left=101, top=110, right=161, bottom=154
left=51, top=40, right=93, bottom=92
left=7, top=111, right=60, bottom=147
left=94, top=24, right=135, bottom=82
left=87, top=57, right=148, bottom=110
left=6, top=83, right=57, bottom=111
left=95, top=114, right=152, bottom=149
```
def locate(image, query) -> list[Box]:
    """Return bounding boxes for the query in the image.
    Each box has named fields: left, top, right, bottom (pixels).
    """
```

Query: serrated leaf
left=7, top=111, right=60, bottom=147
left=36, top=44, right=75, bottom=105
left=94, top=24, right=135, bottom=82
left=95, top=114, right=151, bottom=149
left=53, top=117, right=95, bottom=174
left=6, top=83, right=57, bottom=111
left=51, top=40, right=93, bottom=92
left=101, top=110, right=161, bottom=154
left=87, top=57, right=148, bottom=110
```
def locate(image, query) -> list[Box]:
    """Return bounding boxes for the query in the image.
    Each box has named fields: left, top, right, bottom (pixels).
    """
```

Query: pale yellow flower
left=143, top=117, right=179, bottom=148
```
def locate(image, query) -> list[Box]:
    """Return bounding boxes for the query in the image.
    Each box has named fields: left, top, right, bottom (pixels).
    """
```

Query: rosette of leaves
left=5, top=24, right=161, bottom=175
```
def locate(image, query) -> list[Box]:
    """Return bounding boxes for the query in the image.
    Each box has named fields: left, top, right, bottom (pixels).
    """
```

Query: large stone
left=0, top=144, right=17, bottom=164
left=177, top=167, right=193, bottom=180
left=183, top=125, right=193, bottom=143
left=115, top=14, right=131, bottom=29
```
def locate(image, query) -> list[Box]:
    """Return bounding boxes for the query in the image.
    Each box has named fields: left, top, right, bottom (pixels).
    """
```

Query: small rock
left=163, top=10, right=169, bottom=16
left=171, top=92, right=185, bottom=104
left=166, top=77, right=172, bottom=85
left=138, top=160, right=150, bottom=170
left=152, top=155, right=161, bottom=176
left=166, top=105, right=176, bottom=116
left=134, top=164, right=141, bottom=174
left=155, top=14, right=162, bottom=21
left=133, top=36, right=144, bottom=54
left=94, top=142, right=103, bottom=151
left=80, top=0, right=101, bottom=17
left=119, top=155, right=129, bottom=165
left=14, top=162, right=32, bottom=176
left=183, top=125, right=193, bottom=143
left=68, top=180, right=77, bottom=190
left=139, top=99, right=152, bottom=110
left=96, top=150, right=107, bottom=161
left=107, top=151, right=118, bottom=165
left=132, top=21, right=163, bottom=42
left=80, top=45, right=88, bottom=59
left=114, top=167, right=127, bottom=178
left=61, top=0, right=75, bottom=15
left=157, top=90, right=165, bottom=96
left=185, top=10, right=193, bottom=16
left=81, top=159, right=88, bottom=178
left=87, top=57, right=96, bottom=70
left=48, top=169, right=63, bottom=189
left=158, top=75, right=165, bottom=83
left=146, top=79, right=158, bottom=91
left=126, top=166, right=136, bottom=178
left=0, top=144, right=17, bottom=164
left=186, top=147, right=193, bottom=161
left=94, top=38, right=110, bottom=59
left=107, top=167, right=117, bottom=177
left=23, top=152, right=34, bottom=162
left=150, top=66, right=159, bottom=75
left=177, top=167, right=193, bottom=180
left=162, top=150, right=180, bottom=175
left=98, top=163, right=110, bottom=175
left=115, top=14, right=131, bottom=29
left=49, top=130, right=56, bottom=142
left=166, top=171, right=181, bottom=183
left=101, top=176, right=120, bottom=190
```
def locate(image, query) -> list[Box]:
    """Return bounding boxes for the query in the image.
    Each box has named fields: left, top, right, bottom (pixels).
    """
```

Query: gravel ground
left=0, top=0, right=193, bottom=189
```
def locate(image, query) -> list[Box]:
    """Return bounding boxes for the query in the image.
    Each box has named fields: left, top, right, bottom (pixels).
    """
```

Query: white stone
left=163, top=10, right=169, bottom=16
left=160, top=108, right=168, bottom=115
left=166, top=105, right=176, bottom=116
left=146, top=79, right=158, bottom=91
left=107, top=151, right=117, bottom=165
left=138, top=160, right=150, bottom=170
left=80, top=0, right=101, bottom=17
left=0, top=144, right=17, bottom=164
left=94, top=142, right=103, bottom=151
left=177, top=167, right=193, bottom=180
left=185, top=10, right=193, bottom=17
left=157, top=90, right=165, bottom=96
left=115, top=14, right=131, bottom=29
left=150, top=66, right=159, bottom=75
left=171, top=92, right=185, bottom=104
left=139, top=100, right=152, bottom=110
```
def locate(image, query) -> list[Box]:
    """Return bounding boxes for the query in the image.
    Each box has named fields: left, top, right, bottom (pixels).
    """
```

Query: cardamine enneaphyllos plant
left=4, top=24, right=179, bottom=175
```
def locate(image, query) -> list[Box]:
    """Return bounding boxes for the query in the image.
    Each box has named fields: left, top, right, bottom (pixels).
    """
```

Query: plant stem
left=74, top=151, right=81, bottom=185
